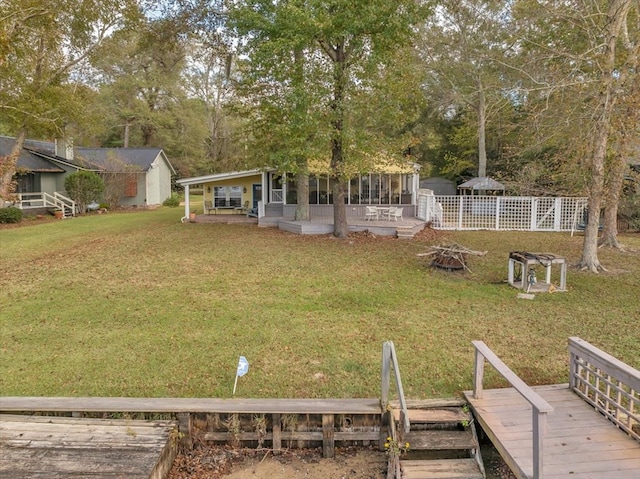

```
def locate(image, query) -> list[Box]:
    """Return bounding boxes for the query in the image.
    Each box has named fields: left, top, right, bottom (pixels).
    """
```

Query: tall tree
left=231, top=0, right=427, bottom=237
left=512, top=0, right=637, bottom=272
left=0, top=0, right=139, bottom=200
left=416, top=0, right=513, bottom=179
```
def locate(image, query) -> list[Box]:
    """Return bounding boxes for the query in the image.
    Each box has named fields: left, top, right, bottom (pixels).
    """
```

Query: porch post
left=184, top=185, right=190, bottom=219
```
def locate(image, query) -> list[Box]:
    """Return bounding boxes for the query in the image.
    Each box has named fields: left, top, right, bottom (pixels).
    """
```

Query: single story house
left=1, top=135, right=175, bottom=214
left=176, top=160, right=422, bottom=226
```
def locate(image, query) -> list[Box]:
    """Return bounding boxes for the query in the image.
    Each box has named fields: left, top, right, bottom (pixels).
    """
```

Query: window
left=125, top=177, right=137, bottom=197
left=214, top=186, right=242, bottom=207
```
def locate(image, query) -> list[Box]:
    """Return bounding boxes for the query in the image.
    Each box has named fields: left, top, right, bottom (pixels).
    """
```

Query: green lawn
left=1, top=208, right=638, bottom=400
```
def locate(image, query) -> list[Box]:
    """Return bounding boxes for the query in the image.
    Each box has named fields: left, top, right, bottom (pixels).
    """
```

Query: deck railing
left=472, top=340, right=554, bottom=479
left=569, top=337, right=640, bottom=441
left=381, top=341, right=410, bottom=434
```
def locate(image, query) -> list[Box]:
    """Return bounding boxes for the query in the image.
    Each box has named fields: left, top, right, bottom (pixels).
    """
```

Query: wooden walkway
left=464, top=384, right=640, bottom=479
left=0, top=414, right=177, bottom=479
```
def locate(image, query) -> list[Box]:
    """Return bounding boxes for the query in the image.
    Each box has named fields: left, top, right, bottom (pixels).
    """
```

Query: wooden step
left=403, top=430, right=477, bottom=450
left=400, top=458, right=484, bottom=479
left=394, top=408, right=471, bottom=425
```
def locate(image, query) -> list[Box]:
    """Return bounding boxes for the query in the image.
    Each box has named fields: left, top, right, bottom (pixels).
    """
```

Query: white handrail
left=472, top=340, right=553, bottom=479
left=381, top=341, right=410, bottom=433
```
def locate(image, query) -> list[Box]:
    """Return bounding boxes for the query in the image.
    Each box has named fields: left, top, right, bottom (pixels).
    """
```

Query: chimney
left=55, top=137, right=74, bottom=161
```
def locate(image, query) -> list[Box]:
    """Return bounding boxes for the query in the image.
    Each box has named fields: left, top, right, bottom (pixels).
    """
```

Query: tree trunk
left=328, top=43, right=348, bottom=238
left=477, top=82, right=487, bottom=178
left=599, top=151, right=626, bottom=248
left=295, top=170, right=310, bottom=221
left=578, top=0, right=632, bottom=272
left=0, top=128, right=27, bottom=201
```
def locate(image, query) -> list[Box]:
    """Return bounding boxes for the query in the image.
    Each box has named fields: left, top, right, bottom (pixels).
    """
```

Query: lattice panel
left=571, top=353, right=640, bottom=441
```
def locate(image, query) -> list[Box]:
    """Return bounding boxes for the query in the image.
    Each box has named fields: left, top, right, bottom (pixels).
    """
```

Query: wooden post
left=381, top=342, right=390, bottom=408
left=532, top=408, right=547, bottom=479
left=473, top=345, right=485, bottom=399
left=272, top=413, right=281, bottom=452
left=176, top=413, right=192, bottom=449
left=322, top=414, right=335, bottom=458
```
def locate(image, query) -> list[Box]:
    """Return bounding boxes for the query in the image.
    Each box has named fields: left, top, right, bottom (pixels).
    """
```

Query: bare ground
left=168, top=443, right=516, bottom=479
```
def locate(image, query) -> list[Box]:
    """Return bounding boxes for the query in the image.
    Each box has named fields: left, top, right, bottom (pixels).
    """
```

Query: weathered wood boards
left=464, top=384, right=640, bottom=479
left=0, top=414, right=177, bottom=479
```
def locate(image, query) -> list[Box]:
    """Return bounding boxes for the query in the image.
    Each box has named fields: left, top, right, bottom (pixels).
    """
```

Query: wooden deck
left=464, top=384, right=640, bottom=479
left=0, top=414, right=177, bottom=479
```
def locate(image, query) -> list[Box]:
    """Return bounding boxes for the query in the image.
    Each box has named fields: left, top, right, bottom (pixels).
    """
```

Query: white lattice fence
left=417, top=193, right=588, bottom=232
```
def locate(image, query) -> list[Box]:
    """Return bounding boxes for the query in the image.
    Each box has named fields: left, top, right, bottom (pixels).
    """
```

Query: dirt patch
left=168, top=445, right=386, bottom=479
left=168, top=443, right=516, bottom=479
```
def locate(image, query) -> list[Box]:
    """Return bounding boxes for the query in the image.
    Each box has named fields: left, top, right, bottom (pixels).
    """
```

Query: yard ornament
left=233, top=356, right=249, bottom=395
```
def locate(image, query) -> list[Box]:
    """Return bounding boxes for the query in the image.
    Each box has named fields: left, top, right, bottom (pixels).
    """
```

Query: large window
left=286, top=173, right=413, bottom=205
left=214, top=186, right=242, bottom=207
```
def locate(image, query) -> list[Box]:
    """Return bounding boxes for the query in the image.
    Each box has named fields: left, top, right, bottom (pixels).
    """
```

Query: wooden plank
left=322, top=414, right=335, bottom=458
left=403, top=430, right=476, bottom=450
left=0, top=397, right=381, bottom=414
left=0, top=415, right=176, bottom=479
left=272, top=413, right=281, bottom=451
left=401, top=458, right=483, bottom=479
left=463, top=385, right=640, bottom=479
left=393, top=408, right=470, bottom=424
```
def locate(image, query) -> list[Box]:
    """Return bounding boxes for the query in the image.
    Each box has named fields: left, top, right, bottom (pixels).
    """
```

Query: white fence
left=417, top=191, right=588, bottom=232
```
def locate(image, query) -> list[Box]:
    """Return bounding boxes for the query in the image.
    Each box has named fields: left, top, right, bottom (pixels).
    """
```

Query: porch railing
left=16, top=192, right=76, bottom=216
left=569, top=337, right=640, bottom=441
left=381, top=341, right=410, bottom=434
left=418, top=193, right=588, bottom=232
left=472, top=340, right=553, bottom=479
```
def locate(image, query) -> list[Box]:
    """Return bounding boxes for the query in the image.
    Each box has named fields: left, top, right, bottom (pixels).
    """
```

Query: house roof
left=75, top=148, right=175, bottom=174
left=177, top=169, right=264, bottom=186
left=0, top=136, right=175, bottom=175
left=0, top=136, right=63, bottom=173
left=458, top=176, right=506, bottom=191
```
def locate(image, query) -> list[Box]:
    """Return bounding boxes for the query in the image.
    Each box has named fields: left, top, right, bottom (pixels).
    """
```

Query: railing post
left=532, top=408, right=547, bottom=479
left=473, top=344, right=485, bottom=399
left=381, top=342, right=390, bottom=408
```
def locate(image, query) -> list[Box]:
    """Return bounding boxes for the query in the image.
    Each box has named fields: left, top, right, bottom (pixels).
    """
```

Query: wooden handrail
left=568, top=337, right=640, bottom=441
left=472, top=340, right=553, bottom=479
left=381, top=341, right=410, bottom=433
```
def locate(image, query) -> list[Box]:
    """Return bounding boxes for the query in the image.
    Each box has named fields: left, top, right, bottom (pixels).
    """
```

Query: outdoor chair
left=387, top=206, right=403, bottom=221
left=204, top=200, right=215, bottom=215
left=364, top=206, right=379, bottom=221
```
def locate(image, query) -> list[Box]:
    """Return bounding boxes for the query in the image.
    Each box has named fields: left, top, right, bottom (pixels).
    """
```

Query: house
left=1, top=136, right=175, bottom=214
left=176, top=160, right=423, bottom=231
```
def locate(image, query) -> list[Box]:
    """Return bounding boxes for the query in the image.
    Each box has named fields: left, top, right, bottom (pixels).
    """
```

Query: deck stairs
left=389, top=400, right=485, bottom=479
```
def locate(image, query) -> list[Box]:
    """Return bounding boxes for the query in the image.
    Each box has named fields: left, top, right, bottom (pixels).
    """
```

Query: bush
left=163, top=193, right=180, bottom=207
left=64, top=171, right=105, bottom=214
left=0, top=207, right=23, bottom=224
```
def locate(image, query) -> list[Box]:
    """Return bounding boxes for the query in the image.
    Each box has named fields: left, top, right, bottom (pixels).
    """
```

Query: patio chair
left=204, top=200, right=215, bottom=215
left=388, top=207, right=403, bottom=221
left=364, top=206, right=379, bottom=221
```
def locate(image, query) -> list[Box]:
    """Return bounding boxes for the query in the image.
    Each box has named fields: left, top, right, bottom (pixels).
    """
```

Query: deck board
left=0, top=397, right=381, bottom=414
left=463, top=384, right=640, bottom=479
left=0, top=414, right=177, bottom=479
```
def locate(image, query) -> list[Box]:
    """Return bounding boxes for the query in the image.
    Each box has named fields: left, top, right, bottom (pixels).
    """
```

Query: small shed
left=458, top=177, right=505, bottom=195
left=419, top=177, right=456, bottom=196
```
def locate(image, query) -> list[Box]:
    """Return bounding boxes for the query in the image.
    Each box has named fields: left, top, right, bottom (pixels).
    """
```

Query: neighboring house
left=177, top=161, right=422, bottom=225
left=1, top=136, right=175, bottom=213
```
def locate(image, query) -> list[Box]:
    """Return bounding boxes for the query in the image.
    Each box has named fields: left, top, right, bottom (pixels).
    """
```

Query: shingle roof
left=75, top=148, right=163, bottom=172
left=0, top=136, right=63, bottom=173
left=458, top=176, right=505, bottom=191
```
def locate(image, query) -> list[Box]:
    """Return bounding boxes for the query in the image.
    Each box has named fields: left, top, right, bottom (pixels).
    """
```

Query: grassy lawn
left=1, top=208, right=638, bottom=400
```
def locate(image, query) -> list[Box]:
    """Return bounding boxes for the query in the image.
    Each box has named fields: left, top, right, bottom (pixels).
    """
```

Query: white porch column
left=183, top=185, right=190, bottom=220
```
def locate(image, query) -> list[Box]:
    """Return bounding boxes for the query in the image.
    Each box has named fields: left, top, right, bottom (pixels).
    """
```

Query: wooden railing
left=472, top=341, right=553, bottom=479
left=569, top=337, right=640, bottom=441
left=381, top=341, right=409, bottom=434
left=17, top=192, right=76, bottom=216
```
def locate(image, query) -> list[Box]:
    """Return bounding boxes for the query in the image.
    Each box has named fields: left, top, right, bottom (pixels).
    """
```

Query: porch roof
left=176, top=169, right=265, bottom=187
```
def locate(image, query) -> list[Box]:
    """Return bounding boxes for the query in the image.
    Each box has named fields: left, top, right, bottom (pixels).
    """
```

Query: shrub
left=64, top=171, right=105, bottom=214
left=163, top=193, right=180, bottom=207
left=0, top=207, right=23, bottom=224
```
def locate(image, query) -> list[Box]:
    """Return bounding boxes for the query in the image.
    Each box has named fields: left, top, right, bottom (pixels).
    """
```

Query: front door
left=252, top=184, right=262, bottom=209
